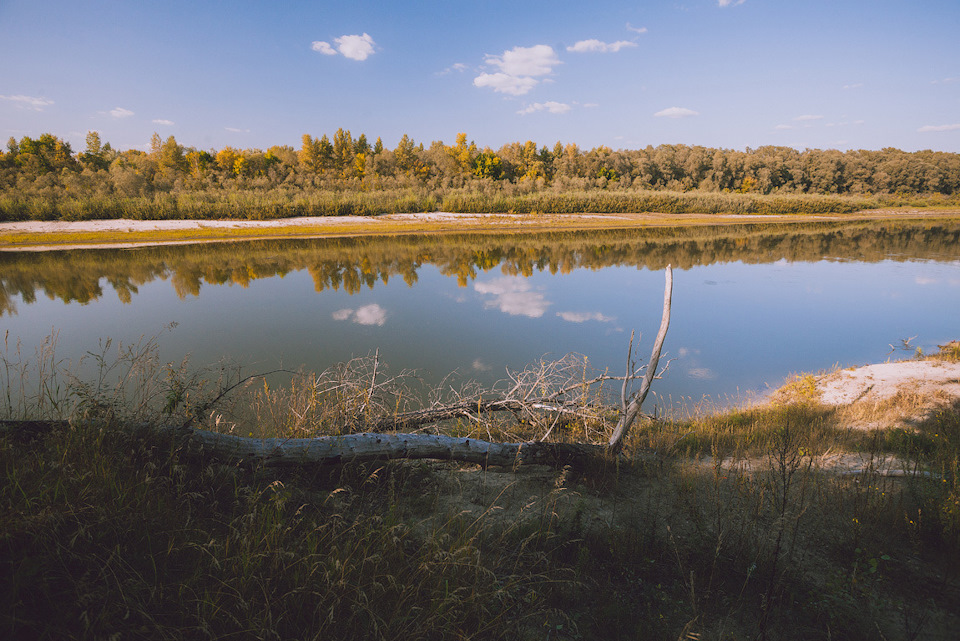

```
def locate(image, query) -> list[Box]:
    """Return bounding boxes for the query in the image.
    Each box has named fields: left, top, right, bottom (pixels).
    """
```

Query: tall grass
left=0, top=187, right=892, bottom=222
left=3, top=337, right=960, bottom=638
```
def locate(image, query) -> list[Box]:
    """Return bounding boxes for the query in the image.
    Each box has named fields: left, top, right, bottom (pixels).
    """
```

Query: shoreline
left=2, top=209, right=959, bottom=251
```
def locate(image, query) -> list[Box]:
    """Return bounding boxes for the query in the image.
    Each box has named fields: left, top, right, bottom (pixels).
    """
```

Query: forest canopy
left=2, top=130, right=959, bottom=221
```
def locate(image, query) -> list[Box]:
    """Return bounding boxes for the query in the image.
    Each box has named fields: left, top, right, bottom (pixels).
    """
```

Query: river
left=2, top=218, right=958, bottom=416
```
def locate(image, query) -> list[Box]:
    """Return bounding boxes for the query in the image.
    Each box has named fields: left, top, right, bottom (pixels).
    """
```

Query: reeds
left=0, top=187, right=894, bottom=222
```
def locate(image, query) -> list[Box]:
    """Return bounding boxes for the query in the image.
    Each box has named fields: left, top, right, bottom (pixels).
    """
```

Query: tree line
left=2, top=130, right=959, bottom=203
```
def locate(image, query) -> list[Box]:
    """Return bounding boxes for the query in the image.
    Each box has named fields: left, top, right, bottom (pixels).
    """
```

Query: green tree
left=473, top=149, right=503, bottom=179
left=13, top=133, right=75, bottom=176
left=333, top=128, right=354, bottom=176
left=317, top=135, right=334, bottom=173
left=449, top=133, right=477, bottom=176
left=394, top=134, right=417, bottom=174
left=298, top=134, right=319, bottom=172
left=158, top=135, right=186, bottom=177
left=80, top=131, right=108, bottom=171
left=185, top=150, right=213, bottom=179
left=215, top=147, right=241, bottom=174
left=149, top=132, right=162, bottom=156
left=355, top=133, right=371, bottom=156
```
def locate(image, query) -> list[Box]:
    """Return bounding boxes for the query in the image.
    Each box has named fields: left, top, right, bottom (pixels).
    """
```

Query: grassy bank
left=2, top=340, right=960, bottom=639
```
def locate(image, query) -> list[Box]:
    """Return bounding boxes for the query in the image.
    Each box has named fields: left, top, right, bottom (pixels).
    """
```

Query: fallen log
left=0, top=420, right=606, bottom=469
left=188, top=429, right=605, bottom=469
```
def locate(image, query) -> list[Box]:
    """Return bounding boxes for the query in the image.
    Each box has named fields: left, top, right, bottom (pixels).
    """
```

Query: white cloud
left=918, top=123, right=960, bottom=133
left=437, top=62, right=469, bottom=76
left=794, top=114, right=824, bottom=121
left=474, top=277, right=550, bottom=318
left=152, top=119, right=174, bottom=126
left=0, top=94, right=54, bottom=111
left=473, top=72, right=538, bottom=96
left=336, top=33, right=376, bottom=61
left=332, top=304, right=387, bottom=326
left=225, top=127, right=250, bottom=133
left=557, top=311, right=614, bottom=323
left=311, top=41, right=337, bottom=55
left=688, top=367, right=716, bottom=380
left=626, top=23, right=648, bottom=34
left=931, top=77, right=960, bottom=85
left=110, top=107, right=134, bottom=118
left=654, top=106, right=699, bottom=118
left=474, top=45, right=558, bottom=96
left=485, top=44, right=558, bottom=77
left=518, top=101, right=571, bottom=115
left=566, top=39, right=637, bottom=53
left=774, top=124, right=794, bottom=130
left=312, top=33, right=376, bottom=61
left=718, top=0, right=746, bottom=6
left=843, top=83, right=864, bottom=89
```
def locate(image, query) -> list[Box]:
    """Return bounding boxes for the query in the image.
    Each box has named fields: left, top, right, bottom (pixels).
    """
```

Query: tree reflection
left=2, top=219, right=959, bottom=316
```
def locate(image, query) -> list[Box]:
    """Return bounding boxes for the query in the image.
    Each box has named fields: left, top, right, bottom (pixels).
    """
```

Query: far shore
left=1, top=208, right=959, bottom=251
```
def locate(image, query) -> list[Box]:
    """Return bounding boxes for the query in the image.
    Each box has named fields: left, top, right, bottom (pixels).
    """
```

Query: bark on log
left=188, top=429, right=605, bottom=469
left=0, top=420, right=605, bottom=470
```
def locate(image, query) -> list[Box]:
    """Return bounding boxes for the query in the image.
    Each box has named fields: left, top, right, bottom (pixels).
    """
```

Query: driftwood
left=2, top=267, right=674, bottom=471
left=189, top=429, right=605, bottom=469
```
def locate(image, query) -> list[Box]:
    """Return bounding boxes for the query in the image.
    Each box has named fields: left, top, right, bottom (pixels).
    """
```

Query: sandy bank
left=817, top=360, right=960, bottom=406
left=792, top=357, right=960, bottom=432
left=2, top=209, right=957, bottom=251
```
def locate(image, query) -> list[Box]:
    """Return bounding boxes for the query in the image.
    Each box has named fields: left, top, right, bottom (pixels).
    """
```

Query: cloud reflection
left=332, top=303, right=387, bottom=326
left=688, top=367, right=716, bottom=380
left=474, top=277, right=550, bottom=318
left=557, top=311, right=614, bottom=323
left=472, top=359, right=492, bottom=372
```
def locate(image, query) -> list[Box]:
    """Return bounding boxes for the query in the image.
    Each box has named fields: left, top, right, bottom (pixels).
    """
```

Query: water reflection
left=333, top=304, right=388, bottom=326
left=475, top=277, right=550, bottom=318
left=2, top=219, right=959, bottom=316
left=2, top=219, right=959, bottom=409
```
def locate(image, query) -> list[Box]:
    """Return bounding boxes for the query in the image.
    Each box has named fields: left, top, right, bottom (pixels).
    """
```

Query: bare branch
left=621, top=330, right=635, bottom=413
left=608, top=265, right=673, bottom=454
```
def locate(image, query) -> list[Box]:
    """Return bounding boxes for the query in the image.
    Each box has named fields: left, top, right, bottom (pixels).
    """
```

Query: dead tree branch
left=608, top=264, right=673, bottom=453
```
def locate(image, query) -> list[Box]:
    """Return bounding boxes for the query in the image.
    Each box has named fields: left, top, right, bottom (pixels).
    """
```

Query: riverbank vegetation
left=2, top=334, right=959, bottom=639
left=2, top=131, right=959, bottom=221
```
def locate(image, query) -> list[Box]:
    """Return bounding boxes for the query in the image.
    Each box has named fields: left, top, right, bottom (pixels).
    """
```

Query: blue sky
left=1, top=0, right=958, bottom=154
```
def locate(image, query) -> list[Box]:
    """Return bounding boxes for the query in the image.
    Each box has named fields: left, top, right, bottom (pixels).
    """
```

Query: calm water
left=2, top=220, right=959, bottom=413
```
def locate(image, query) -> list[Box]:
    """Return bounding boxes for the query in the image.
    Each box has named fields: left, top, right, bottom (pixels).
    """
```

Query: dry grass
left=3, top=336, right=960, bottom=639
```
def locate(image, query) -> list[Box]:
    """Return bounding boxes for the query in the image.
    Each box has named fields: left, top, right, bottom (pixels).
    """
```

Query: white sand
left=0, top=215, right=382, bottom=233
left=817, top=360, right=960, bottom=406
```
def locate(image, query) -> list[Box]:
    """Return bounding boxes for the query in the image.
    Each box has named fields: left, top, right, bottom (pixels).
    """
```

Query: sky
left=1, top=0, right=959, bottom=155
